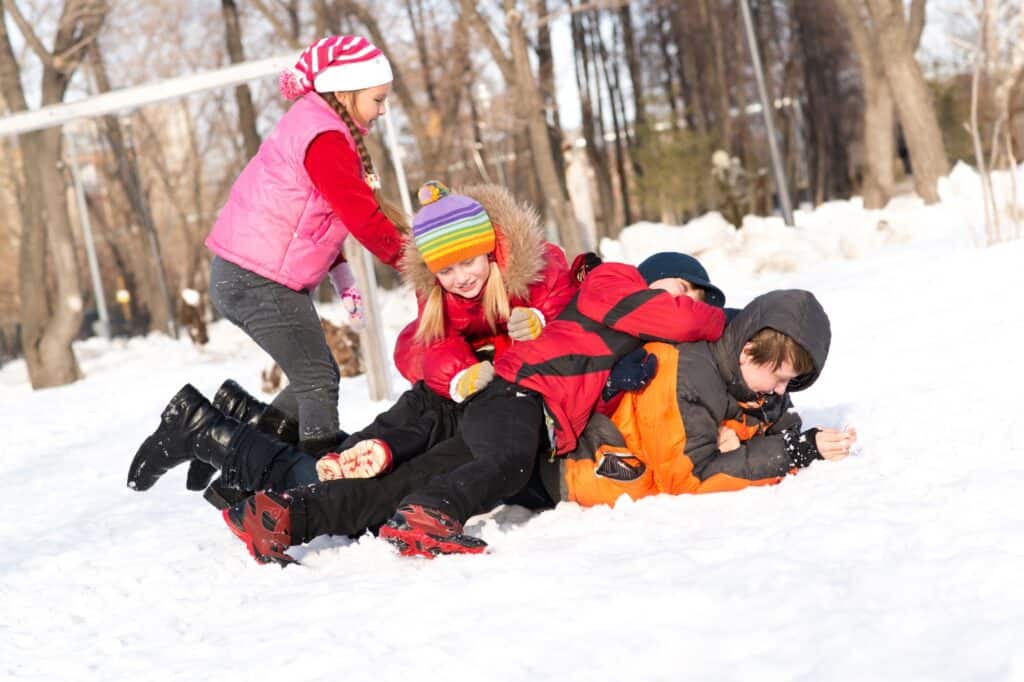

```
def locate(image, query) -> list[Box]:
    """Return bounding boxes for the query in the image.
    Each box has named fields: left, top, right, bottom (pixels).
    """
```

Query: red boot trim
left=379, top=524, right=488, bottom=558
left=222, top=507, right=260, bottom=563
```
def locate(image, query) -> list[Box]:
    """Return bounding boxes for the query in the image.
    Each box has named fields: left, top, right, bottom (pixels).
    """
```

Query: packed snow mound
left=606, top=165, right=1006, bottom=283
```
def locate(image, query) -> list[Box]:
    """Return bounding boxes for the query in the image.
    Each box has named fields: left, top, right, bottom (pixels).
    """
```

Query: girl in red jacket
left=315, top=180, right=577, bottom=479
left=389, top=181, right=576, bottom=402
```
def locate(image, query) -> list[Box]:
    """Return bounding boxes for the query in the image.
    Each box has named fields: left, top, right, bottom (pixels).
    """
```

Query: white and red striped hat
left=279, top=35, right=393, bottom=100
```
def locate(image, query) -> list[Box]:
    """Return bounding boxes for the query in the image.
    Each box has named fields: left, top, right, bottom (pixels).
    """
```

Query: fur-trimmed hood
left=400, top=183, right=547, bottom=299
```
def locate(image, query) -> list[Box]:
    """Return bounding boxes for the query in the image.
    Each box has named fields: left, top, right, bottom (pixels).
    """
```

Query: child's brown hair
left=745, top=328, right=815, bottom=375
left=320, top=91, right=409, bottom=234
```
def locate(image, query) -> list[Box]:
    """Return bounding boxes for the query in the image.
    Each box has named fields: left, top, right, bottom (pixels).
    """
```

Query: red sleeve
left=304, top=131, right=404, bottom=269
left=526, top=243, right=577, bottom=323
left=392, top=304, right=478, bottom=400
left=577, top=263, right=726, bottom=344
left=421, top=337, right=479, bottom=398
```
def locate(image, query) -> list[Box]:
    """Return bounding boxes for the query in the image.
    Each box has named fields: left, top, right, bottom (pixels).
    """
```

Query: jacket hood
left=400, top=183, right=546, bottom=299
left=711, top=289, right=831, bottom=401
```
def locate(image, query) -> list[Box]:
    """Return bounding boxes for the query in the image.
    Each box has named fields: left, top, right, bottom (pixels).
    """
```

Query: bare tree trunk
left=670, top=3, right=708, bottom=133
left=862, top=68, right=896, bottom=207
left=222, top=0, right=261, bottom=160
left=506, top=3, right=581, bottom=254
left=619, top=3, right=646, bottom=134
left=461, top=0, right=583, bottom=255
left=598, top=20, right=633, bottom=226
left=88, top=41, right=171, bottom=335
left=655, top=6, right=682, bottom=130
left=836, top=0, right=895, bottom=208
left=0, top=0, right=109, bottom=388
left=535, top=0, right=567, bottom=193
left=865, top=0, right=949, bottom=203
left=702, top=0, right=733, bottom=146
left=571, top=4, right=615, bottom=239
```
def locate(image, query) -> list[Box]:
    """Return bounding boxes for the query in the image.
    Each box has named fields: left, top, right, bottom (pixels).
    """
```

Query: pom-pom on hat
left=637, top=252, right=726, bottom=307
left=279, top=35, right=393, bottom=100
left=412, top=181, right=496, bottom=274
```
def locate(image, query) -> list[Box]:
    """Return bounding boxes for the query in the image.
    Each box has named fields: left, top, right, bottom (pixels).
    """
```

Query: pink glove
left=329, top=262, right=365, bottom=331
left=340, top=287, right=365, bottom=332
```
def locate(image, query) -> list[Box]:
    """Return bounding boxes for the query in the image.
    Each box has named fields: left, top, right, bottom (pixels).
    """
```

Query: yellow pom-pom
left=417, top=180, right=451, bottom=207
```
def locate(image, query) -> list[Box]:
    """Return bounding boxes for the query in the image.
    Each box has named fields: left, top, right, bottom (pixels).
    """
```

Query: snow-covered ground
left=3, top=163, right=1023, bottom=681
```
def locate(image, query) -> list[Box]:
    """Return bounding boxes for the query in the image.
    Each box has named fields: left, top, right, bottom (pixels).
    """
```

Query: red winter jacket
left=495, top=262, right=726, bottom=455
left=394, top=185, right=577, bottom=399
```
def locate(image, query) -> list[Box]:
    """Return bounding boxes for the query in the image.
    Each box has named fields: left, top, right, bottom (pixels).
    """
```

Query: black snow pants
left=400, top=377, right=550, bottom=525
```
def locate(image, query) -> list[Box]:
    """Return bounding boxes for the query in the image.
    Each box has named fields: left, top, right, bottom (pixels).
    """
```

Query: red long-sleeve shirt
left=304, top=131, right=403, bottom=269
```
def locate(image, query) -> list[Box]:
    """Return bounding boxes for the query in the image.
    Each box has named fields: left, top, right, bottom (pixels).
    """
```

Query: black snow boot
left=191, top=380, right=300, bottom=510
left=127, top=384, right=240, bottom=492
left=187, top=379, right=276, bottom=492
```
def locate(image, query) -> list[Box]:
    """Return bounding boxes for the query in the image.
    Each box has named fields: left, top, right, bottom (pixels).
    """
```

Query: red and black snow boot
left=378, top=504, right=487, bottom=559
left=222, top=490, right=298, bottom=566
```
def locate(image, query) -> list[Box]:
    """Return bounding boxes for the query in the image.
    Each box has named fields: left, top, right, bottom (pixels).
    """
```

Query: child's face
left=648, top=277, right=706, bottom=302
left=339, top=83, right=392, bottom=129
left=739, top=345, right=799, bottom=396
left=436, top=254, right=491, bottom=299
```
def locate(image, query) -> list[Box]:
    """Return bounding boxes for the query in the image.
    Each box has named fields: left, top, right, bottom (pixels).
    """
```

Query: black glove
left=782, top=427, right=822, bottom=468
left=603, top=348, right=658, bottom=401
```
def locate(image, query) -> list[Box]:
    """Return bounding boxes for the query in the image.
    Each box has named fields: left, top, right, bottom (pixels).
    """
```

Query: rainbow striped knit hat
left=412, top=181, right=496, bottom=273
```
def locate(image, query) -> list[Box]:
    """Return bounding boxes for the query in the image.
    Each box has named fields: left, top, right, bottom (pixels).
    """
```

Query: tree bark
left=535, top=0, right=567, bottom=194
left=571, top=5, right=615, bottom=238
left=861, top=68, right=896, bottom=208
left=835, top=0, right=894, bottom=208
left=461, top=0, right=583, bottom=255
left=88, top=41, right=171, bottom=335
left=221, top=0, right=261, bottom=160
left=865, top=0, right=949, bottom=203
left=670, top=2, right=708, bottom=134
left=1, top=0, right=109, bottom=388
left=702, top=0, right=732, bottom=146
left=619, top=3, right=646, bottom=134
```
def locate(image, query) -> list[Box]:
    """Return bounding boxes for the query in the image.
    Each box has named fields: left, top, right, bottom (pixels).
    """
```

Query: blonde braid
left=320, top=92, right=410, bottom=234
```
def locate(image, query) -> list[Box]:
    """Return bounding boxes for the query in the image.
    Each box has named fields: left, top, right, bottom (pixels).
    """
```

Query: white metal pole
left=344, top=239, right=393, bottom=402
left=65, top=129, right=111, bottom=340
left=0, top=55, right=295, bottom=138
left=382, top=108, right=413, bottom=216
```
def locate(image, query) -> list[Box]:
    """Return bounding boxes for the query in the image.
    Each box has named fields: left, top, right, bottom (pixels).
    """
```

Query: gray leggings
left=209, top=256, right=339, bottom=442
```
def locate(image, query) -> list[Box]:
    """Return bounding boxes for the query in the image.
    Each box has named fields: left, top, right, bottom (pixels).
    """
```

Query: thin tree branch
left=458, top=0, right=516, bottom=84
left=1, top=0, right=57, bottom=70
left=249, top=0, right=303, bottom=49
left=907, top=0, right=926, bottom=48
left=0, top=3, right=29, bottom=112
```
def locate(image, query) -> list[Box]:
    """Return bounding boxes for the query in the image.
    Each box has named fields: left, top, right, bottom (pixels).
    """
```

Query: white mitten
left=316, top=439, right=393, bottom=481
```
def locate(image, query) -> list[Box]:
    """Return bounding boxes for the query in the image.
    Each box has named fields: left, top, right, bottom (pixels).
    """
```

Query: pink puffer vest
left=206, top=92, right=359, bottom=291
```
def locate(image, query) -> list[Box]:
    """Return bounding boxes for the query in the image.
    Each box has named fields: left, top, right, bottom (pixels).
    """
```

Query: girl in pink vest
left=202, top=35, right=406, bottom=464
